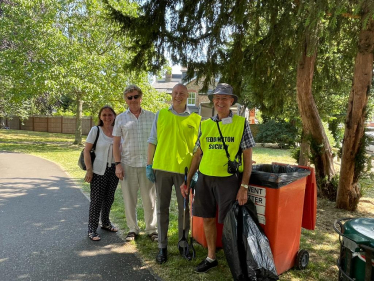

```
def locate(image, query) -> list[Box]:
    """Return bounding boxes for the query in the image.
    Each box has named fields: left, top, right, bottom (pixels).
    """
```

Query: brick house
left=152, top=67, right=256, bottom=123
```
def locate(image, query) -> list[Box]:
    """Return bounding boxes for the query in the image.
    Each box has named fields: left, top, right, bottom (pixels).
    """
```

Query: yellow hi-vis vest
left=199, top=115, right=245, bottom=177
left=152, top=109, right=201, bottom=174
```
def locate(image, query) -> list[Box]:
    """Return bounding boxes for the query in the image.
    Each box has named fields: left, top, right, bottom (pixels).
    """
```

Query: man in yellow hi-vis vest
left=181, top=83, right=255, bottom=273
left=147, top=83, right=201, bottom=264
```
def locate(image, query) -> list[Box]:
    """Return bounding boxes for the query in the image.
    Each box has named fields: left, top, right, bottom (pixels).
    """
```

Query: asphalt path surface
left=0, top=152, right=159, bottom=281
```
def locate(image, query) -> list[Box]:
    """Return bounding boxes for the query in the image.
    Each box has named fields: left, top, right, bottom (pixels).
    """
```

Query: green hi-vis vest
left=153, top=109, right=201, bottom=174
left=199, top=115, right=245, bottom=177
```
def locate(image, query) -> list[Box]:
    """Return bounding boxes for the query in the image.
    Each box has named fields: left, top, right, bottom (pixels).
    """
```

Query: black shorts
left=193, top=172, right=240, bottom=224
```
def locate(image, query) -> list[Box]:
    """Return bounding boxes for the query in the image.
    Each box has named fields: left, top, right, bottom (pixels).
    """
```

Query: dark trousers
left=88, top=165, right=119, bottom=233
left=155, top=170, right=189, bottom=248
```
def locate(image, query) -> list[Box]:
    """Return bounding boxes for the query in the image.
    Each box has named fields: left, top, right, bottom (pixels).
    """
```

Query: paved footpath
left=0, top=152, right=159, bottom=281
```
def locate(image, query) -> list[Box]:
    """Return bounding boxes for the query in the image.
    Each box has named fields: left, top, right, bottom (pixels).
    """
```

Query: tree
left=55, top=0, right=169, bottom=144
left=295, top=28, right=336, bottom=185
left=1, top=0, right=169, bottom=143
left=336, top=2, right=374, bottom=210
left=0, top=0, right=59, bottom=121
left=103, top=0, right=348, bottom=190
left=245, top=1, right=339, bottom=184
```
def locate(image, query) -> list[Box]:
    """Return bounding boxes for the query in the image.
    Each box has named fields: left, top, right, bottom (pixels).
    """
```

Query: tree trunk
left=299, top=129, right=310, bottom=166
left=336, top=17, right=374, bottom=211
left=74, top=93, right=83, bottom=145
left=296, top=40, right=335, bottom=188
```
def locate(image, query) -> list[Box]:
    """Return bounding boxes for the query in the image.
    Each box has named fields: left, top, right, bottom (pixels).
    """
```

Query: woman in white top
left=84, top=105, right=119, bottom=241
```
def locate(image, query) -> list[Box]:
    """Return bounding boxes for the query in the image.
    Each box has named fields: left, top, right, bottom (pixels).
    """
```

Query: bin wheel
left=296, top=249, right=309, bottom=270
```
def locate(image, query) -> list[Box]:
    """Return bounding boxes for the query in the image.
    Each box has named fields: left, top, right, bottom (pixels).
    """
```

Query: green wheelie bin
left=333, top=217, right=374, bottom=281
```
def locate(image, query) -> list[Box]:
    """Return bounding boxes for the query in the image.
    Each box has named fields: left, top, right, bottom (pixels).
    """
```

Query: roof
left=152, top=74, right=184, bottom=94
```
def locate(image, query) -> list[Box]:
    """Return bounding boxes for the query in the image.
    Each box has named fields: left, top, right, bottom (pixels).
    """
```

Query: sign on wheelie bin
left=248, top=163, right=315, bottom=275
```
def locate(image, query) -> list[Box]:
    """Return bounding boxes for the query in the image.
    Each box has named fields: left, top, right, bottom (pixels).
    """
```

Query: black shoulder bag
left=78, top=126, right=100, bottom=170
left=216, top=121, right=241, bottom=174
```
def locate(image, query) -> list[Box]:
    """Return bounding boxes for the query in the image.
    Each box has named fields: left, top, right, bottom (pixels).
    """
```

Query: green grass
left=252, top=146, right=297, bottom=165
left=2, top=129, right=372, bottom=281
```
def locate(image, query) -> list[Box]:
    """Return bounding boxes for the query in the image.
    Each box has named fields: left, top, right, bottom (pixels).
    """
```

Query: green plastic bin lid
left=343, top=218, right=374, bottom=248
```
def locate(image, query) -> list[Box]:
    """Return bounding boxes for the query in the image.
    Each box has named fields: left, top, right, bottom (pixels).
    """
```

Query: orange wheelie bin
left=272, top=162, right=317, bottom=230
left=191, top=213, right=224, bottom=249
left=248, top=164, right=316, bottom=275
left=191, top=192, right=224, bottom=249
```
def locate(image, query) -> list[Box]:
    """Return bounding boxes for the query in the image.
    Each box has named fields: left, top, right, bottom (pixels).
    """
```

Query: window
left=188, top=92, right=196, bottom=106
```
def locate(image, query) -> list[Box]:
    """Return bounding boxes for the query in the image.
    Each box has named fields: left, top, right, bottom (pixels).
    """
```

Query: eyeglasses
left=127, top=95, right=140, bottom=100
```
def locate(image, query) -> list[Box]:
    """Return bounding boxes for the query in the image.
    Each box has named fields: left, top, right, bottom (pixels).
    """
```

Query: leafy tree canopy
left=0, top=0, right=169, bottom=120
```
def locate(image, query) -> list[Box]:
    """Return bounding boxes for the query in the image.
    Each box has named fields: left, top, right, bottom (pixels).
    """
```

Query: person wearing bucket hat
left=180, top=82, right=255, bottom=273
left=208, top=83, right=238, bottom=104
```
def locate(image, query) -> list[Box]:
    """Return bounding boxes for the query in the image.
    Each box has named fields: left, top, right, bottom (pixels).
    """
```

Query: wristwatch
left=115, top=162, right=121, bottom=166
left=240, top=184, right=249, bottom=189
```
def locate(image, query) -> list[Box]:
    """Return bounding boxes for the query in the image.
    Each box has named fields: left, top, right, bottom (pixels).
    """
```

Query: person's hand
left=146, top=164, right=155, bottom=183
left=115, top=164, right=124, bottom=180
left=180, top=183, right=189, bottom=199
left=236, top=186, right=248, bottom=206
left=85, top=169, right=93, bottom=183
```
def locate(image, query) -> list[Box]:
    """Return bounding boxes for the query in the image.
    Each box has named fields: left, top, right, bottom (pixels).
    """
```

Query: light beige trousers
left=120, top=163, right=157, bottom=234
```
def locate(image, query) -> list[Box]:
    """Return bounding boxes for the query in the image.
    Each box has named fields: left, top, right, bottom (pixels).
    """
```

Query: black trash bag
left=250, top=164, right=311, bottom=189
left=222, top=201, right=279, bottom=281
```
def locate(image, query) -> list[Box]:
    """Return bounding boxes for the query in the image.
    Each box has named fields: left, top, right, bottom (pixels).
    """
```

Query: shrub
left=355, top=133, right=374, bottom=197
left=255, top=120, right=298, bottom=149
left=328, top=117, right=345, bottom=148
left=290, top=122, right=336, bottom=164
left=318, top=174, right=339, bottom=201
left=322, top=121, right=336, bottom=148
left=290, top=147, right=300, bottom=162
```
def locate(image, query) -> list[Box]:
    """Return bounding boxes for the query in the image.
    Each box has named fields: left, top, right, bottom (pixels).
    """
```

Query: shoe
left=179, top=246, right=192, bottom=260
left=125, top=232, right=138, bottom=242
left=195, top=258, right=218, bottom=273
left=156, top=248, right=167, bottom=264
left=101, top=223, right=118, bottom=232
left=88, top=232, right=101, bottom=241
left=148, top=232, right=158, bottom=242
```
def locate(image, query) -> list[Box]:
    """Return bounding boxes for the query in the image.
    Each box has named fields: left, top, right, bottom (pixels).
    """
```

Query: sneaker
left=125, top=232, right=138, bottom=242
left=195, top=258, right=218, bottom=273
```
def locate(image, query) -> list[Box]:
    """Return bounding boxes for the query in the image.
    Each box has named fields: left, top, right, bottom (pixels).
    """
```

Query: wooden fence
left=4, top=116, right=94, bottom=135
left=4, top=115, right=259, bottom=138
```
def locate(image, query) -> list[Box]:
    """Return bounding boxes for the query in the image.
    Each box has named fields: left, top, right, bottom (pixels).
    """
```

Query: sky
left=172, top=65, right=182, bottom=74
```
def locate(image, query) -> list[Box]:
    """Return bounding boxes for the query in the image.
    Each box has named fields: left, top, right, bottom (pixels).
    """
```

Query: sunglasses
left=127, top=95, right=140, bottom=100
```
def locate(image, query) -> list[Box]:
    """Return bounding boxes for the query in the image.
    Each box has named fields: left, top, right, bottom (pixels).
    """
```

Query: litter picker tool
left=178, top=167, right=190, bottom=260
left=189, top=175, right=196, bottom=259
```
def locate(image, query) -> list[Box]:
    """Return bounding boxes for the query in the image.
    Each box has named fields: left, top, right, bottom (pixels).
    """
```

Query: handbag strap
left=216, top=121, right=231, bottom=160
left=92, top=126, right=100, bottom=150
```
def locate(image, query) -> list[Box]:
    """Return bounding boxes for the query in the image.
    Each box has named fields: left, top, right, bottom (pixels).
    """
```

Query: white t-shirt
left=86, top=126, right=115, bottom=175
